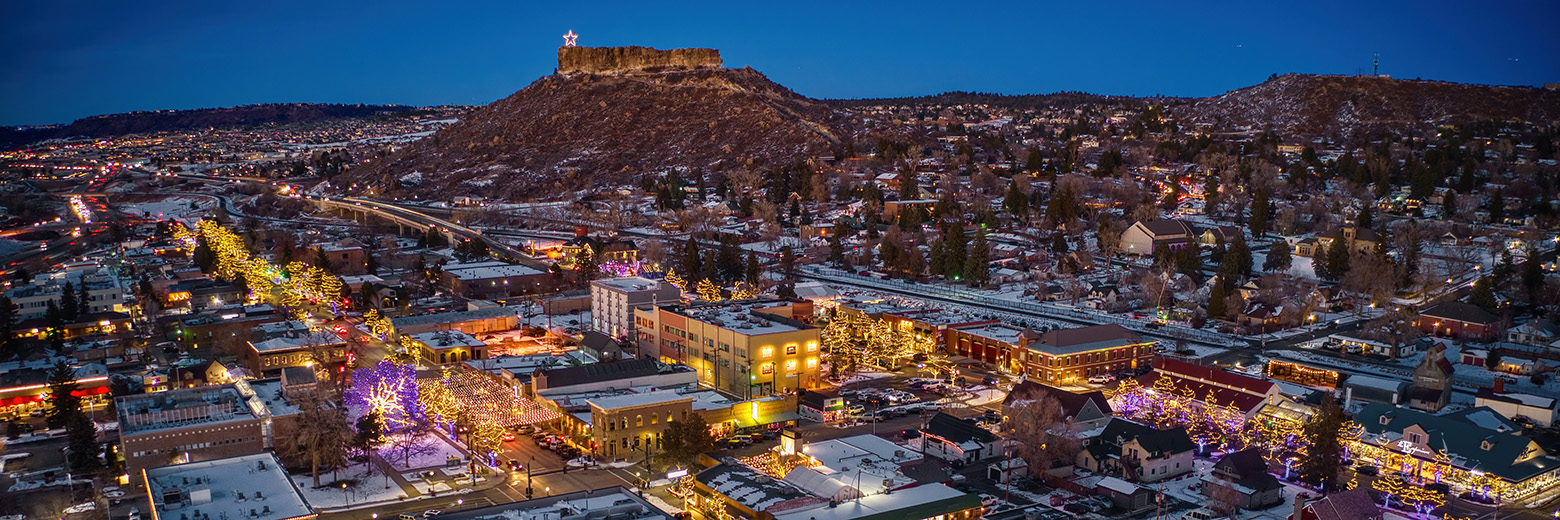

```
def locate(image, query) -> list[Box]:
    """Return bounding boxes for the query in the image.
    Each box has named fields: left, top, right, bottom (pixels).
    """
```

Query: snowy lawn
left=289, top=461, right=408, bottom=510
left=383, top=432, right=468, bottom=472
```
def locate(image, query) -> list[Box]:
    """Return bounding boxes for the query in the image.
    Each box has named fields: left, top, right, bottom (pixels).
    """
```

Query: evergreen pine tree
left=965, top=230, right=990, bottom=286
left=77, top=283, right=89, bottom=316
left=898, top=168, right=918, bottom=198
left=716, top=237, right=743, bottom=282
left=1324, top=237, right=1351, bottom=281
left=0, top=295, right=15, bottom=360
left=60, top=282, right=78, bottom=322
left=745, top=250, right=760, bottom=285
left=1051, top=234, right=1070, bottom=254
left=1489, top=188, right=1506, bottom=224
left=1249, top=189, right=1271, bottom=237
left=1208, top=277, right=1228, bottom=318
left=1300, top=397, right=1347, bottom=491
left=944, top=223, right=968, bottom=281
left=928, top=239, right=946, bottom=278
left=681, top=238, right=703, bottom=280
left=66, top=413, right=100, bottom=471
left=44, top=360, right=80, bottom=429
left=1264, top=240, right=1293, bottom=272
left=1005, top=177, right=1029, bottom=220
left=828, top=230, right=845, bottom=266
left=1442, top=190, right=1458, bottom=217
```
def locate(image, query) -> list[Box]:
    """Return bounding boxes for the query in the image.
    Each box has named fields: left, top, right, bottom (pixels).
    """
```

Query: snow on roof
left=586, top=390, right=692, bottom=411
left=1096, top=476, right=1141, bottom=495
left=145, top=453, right=312, bottom=520
left=772, top=483, right=973, bottom=520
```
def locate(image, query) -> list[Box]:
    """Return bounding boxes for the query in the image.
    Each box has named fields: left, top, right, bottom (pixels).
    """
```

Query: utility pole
left=1373, top=53, right=1379, bottom=76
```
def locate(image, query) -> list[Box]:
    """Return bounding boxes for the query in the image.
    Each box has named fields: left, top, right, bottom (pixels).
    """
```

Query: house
left=1418, top=301, right=1501, bottom=341
left=1119, top=220, right=1196, bottom=256
left=916, top=412, right=999, bottom=465
left=1077, top=419, right=1195, bottom=482
left=1000, top=381, right=1112, bottom=433
left=1475, top=383, right=1559, bottom=427
left=1204, top=449, right=1283, bottom=510
left=1139, top=357, right=1282, bottom=419
left=1505, top=319, right=1560, bottom=347
left=1295, top=226, right=1379, bottom=257
left=1289, top=488, right=1382, bottom=520
left=1199, top=226, right=1241, bottom=246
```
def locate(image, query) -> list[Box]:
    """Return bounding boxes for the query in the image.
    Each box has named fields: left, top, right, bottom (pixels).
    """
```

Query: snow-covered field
left=384, top=432, right=468, bottom=471
left=290, top=461, right=408, bottom=510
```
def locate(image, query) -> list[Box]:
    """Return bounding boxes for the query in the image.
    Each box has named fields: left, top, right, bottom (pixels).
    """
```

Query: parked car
left=981, top=376, right=999, bottom=386
left=979, top=494, right=999, bottom=507
left=1088, top=374, right=1116, bottom=384
left=982, top=409, right=1002, bottom=422
left=502, top=432, right=517, bottom=441
left=423, top=510, right=442, bottom=519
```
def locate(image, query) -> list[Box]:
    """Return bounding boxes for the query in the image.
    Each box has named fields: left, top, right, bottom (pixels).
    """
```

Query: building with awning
left=1351, top=402, right=1560, bottom=501
left=0, top=366, right=110, bottom=414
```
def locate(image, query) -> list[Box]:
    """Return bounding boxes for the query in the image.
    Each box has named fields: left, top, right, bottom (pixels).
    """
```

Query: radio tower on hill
left=1373, top=53, right=1379, bottom=76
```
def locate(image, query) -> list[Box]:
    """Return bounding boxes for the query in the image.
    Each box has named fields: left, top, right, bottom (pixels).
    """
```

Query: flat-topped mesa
left=557, top=46, right=722, bottom=75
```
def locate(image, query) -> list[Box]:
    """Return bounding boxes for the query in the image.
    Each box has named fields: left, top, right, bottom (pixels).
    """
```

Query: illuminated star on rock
left=562, top=30, right=578, bottom=47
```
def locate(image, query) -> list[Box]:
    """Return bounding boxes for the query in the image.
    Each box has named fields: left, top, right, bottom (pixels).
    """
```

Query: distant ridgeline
left=557, top=46, right=722, bottom=75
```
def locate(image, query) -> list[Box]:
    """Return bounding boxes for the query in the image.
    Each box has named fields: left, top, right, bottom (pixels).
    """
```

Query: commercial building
left=142, top=452, right=315, bottom=520
left=390, top=306, right=524, bottom=337
left=589, top=276, right=679, bottom=342
left=405, top=330, right=488, bottom=364
left=1418, top=301, right=1501, bottom=341
left=430, top=487, right=671, bottom=520
left=915, top=412, right=999, bottom=465
left=440, top=261, right=554, bottom=298
left=690, top=461, right=823, bottom=520
left=244, top=330, right=347, bottom=377
left=118, top=381, right=269, bottom=480
left=1352, top=403, right=1560, bottom=501
left=1005, top=324, right=1156, bottom=384
left=586, top=391, right=691, bottom=461
left=635, top=299, right=820, bottom=399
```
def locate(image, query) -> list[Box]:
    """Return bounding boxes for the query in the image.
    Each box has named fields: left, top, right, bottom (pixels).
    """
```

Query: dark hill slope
left=1172, top=74, right=1560, bottom=135
left=340, top=67, right=851, bottom=200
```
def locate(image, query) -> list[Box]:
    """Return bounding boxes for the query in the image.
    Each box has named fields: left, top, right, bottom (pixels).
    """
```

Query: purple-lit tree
left=347, top=360, right=426, bottom=432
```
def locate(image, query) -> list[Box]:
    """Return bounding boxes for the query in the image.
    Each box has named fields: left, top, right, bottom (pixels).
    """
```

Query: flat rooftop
left=144, top=453, right=313, bottom=520
left=587, top=390, right=693, bottom=411
left=408, top=330, right=487, bottom=349
left=443, top=261, right=545, bottom=280
left=435, top=486, right=668, bottom=520
left=119, top=384, right=262, bottom=435
left=390, top=306, right=523, bottom=328
left=955, top=324, right=1029, bottom=345
left=674, top=305, right=808, bottom=335
left=592, top=276, right=665, bottom=292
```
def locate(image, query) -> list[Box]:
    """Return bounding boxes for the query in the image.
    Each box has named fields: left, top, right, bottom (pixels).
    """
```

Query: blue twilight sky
left=2, top=0, right=1557, bottom=126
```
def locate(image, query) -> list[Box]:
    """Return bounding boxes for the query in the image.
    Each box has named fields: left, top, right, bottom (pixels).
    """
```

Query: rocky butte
left=557, top=46, right=723, bottom=75
left=337, top=45, right=851, bottom=200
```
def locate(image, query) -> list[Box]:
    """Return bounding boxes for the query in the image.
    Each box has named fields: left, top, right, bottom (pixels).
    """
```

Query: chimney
left=575, top=226, right=589, bottom=238
left=1291, top=492, right=1308, bottom=520
left=1494, top=378, right=1505, bottom=393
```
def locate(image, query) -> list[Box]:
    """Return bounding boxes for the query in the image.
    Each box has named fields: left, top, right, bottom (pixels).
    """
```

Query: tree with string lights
left=346, top=361, right=425, bottom=432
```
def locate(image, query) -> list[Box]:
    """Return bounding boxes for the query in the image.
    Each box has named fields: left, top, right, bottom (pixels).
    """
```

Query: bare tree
left=1004, top=391, right=1077, bottom=479
left=282, top=396, right=352, bottom=487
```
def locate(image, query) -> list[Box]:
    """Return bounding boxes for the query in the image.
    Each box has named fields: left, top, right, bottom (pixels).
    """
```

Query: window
left=760, top=363, right=774, bottom=375
left=806, top=342, right=818, bottom=352
left=636, top=415, right=643, bottom=427
left=805, top=357, right=817, bottom=368
left=784, top=360, right=797, bottom=372
left=761, top=346, right=774, bottom=358
left=786, top=344, right=797, bottom=355
left=1407, top=432, right=1421, bottom=444
left=651, top=414, right=658, bottom=425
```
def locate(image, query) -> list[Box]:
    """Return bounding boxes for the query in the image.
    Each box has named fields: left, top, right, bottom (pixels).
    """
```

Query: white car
left=63, top=502, right=97, bottom=515
left=1088, top=374, right=1116, bottom=384
left=979, top=494, right=999, bottom=507
left=424, top=510, right=442, bottom=519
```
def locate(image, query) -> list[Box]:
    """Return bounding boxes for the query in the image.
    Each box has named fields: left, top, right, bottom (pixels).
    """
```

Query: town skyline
left=4, top=0, right=1558, bottom=125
